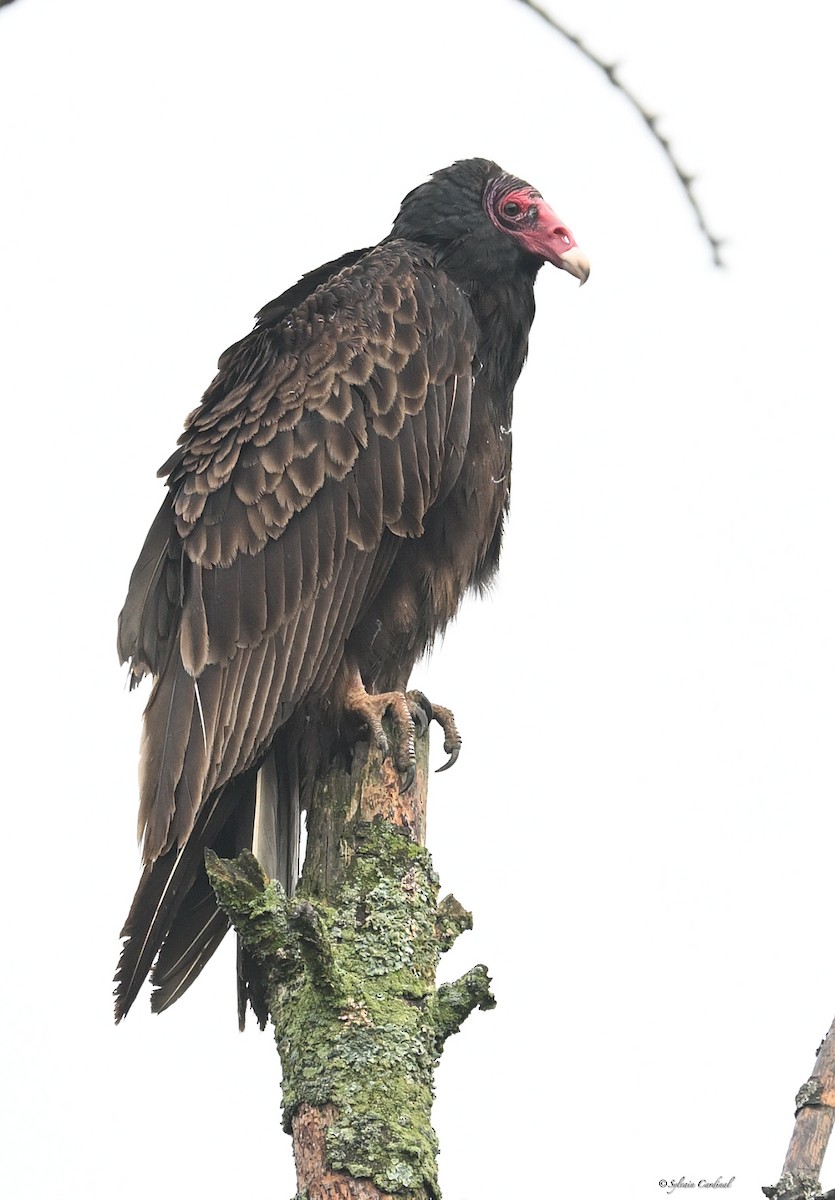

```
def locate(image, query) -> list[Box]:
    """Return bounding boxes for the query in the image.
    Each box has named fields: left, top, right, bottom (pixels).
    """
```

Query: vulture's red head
left=389, top=157, right=589, bottom=287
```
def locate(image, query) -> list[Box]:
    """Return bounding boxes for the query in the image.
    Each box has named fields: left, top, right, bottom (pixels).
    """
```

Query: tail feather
left=236, top=731, right=302, bottom=1026
left=252, top=750, right=280, bottom=883
left=114, top=780, right=241, bottom=1021
left=277, top=738, right=301, bottom=897
left=115, top=733, right=304, bottom=1024
left=152, top=902, right=230, bottom=1013
left=252, top=736, right=300, bottom=896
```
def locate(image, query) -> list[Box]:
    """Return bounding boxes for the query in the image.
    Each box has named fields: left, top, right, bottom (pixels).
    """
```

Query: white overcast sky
left=1, top=1, right=834, bottom=1197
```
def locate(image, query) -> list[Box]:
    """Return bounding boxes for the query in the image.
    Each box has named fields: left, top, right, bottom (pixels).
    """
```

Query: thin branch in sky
left=514, top=0, right=725, bottom=267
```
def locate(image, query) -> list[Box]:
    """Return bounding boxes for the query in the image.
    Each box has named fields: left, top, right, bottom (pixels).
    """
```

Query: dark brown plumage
left=115, top=158, right=588, bottom=1022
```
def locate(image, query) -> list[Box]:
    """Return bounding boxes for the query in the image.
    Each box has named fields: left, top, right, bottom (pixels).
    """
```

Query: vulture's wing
left=115, top=242, right=477, bottom=1015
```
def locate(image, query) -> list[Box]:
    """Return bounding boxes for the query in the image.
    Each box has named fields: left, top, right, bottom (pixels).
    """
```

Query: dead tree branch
left=763, top=1016, right=835, bottom=1199
left=514, top=0, right=724, bottom=266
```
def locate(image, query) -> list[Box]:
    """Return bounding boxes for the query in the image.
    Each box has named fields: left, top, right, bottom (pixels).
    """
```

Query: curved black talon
left=435, top=743, right=460, bottom=774
left=399, top=764, right=416, bottom=794
left=429, top=701, right=462, bottom=773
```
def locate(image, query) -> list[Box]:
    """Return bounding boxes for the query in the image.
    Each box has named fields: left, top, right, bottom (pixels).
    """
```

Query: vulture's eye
left=502, top=201, right=522, bottom=217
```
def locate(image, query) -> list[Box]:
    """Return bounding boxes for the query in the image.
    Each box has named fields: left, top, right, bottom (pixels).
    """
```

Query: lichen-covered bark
left=206, top=732, right=494, bottom=1200
left=301, top=727, right=429, bottom=897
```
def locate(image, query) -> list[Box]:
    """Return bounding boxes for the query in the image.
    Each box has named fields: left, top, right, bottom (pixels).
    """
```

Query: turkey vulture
left=115, top=157, right=588, bottom=1022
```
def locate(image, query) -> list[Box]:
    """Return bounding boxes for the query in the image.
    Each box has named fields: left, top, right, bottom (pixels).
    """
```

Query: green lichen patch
left=210, top=820, right=493, bottom=1198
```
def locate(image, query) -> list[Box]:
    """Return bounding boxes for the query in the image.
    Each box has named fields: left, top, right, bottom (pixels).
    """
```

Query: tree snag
left=763, top=1015, right=835, bottom=1200
left=206, top=727, right=495, bottom=1200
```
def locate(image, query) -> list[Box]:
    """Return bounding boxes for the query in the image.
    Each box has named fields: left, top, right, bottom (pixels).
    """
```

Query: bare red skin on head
left=487, top=184, right=579, bottom=267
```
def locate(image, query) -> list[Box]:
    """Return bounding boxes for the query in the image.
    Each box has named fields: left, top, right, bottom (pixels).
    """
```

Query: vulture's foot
left=344, top=678, right=462, bottom=792
left=345, top=677, right=418, bottom=790
left=406, top=690, right=462, bottom=774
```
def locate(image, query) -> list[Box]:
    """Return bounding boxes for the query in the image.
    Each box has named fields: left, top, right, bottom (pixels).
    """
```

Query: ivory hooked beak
left=556, top=245, right=590, bottom=286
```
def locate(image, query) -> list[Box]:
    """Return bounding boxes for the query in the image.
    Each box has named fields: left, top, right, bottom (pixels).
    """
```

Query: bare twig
left=514, top=0, right=725, bottom=266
